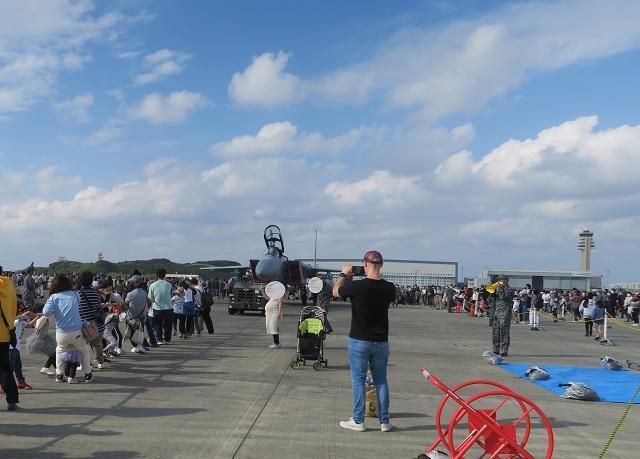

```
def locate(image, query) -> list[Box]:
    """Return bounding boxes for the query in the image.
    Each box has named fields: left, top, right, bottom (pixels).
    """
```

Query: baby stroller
left=290, top=306, right=328, bottom=371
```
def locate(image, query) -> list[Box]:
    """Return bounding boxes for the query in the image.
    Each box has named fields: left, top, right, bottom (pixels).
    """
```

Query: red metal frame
left=421, top=368, right=554, bottom=459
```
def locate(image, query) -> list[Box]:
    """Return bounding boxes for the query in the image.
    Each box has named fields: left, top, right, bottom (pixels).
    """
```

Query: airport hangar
left=473, top=268, right=603, bottom=291
left=299, top=258, right=458, bottom=287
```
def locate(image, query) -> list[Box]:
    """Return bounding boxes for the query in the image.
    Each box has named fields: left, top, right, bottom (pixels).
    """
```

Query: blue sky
left=2, top=0, right=640, bottom=284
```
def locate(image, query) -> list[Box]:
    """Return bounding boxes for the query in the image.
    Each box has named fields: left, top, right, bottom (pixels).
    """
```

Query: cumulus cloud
left=53, top=93, right=94, bottom=122
left=212, top=121, right=370, bottom=157
left=134, top=48, right=192, bottom=85
left=436, top=116, right=640, bottom=194
left=228, top=52, right=303, bottom=106
left=0, top=0, right=132, bottom=114
left=227, top=1, right=640, bottom=116
left=325, top=170, right=423, bottom=207
left=130, top=91, right=208, bottom=124
left=2, top=116, right=640, bottom=279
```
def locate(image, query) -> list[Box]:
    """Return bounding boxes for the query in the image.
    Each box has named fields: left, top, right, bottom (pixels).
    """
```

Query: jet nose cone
left=256, top=255, right=282, bottom=282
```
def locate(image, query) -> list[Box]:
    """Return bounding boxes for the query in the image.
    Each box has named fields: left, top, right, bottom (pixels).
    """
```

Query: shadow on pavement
left=23, top=406, right=207, bottom=418
left=1, top=423, right=120, bottom=438
left=0, top=449, right=142, bottom=458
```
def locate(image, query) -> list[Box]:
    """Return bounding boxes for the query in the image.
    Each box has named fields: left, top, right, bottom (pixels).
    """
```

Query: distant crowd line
left=391, top=283, right=640, bottom=335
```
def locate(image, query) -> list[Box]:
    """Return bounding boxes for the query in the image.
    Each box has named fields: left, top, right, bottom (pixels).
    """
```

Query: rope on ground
left=605, top=312, right=640, bottom=332
left=598, top=384, right=640, bottom=458
left=538, top=310, right=589, bottom=325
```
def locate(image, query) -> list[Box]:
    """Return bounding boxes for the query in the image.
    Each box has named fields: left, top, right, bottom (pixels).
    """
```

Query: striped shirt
left=78, top=287, right=104, bottom=331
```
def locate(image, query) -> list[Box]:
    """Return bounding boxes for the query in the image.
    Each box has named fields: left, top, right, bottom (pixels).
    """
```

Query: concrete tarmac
left=2, top=302, right=640, bottom=458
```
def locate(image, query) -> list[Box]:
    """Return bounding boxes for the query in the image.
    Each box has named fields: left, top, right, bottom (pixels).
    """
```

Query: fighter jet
left=202, top=225, right=333, bottom=285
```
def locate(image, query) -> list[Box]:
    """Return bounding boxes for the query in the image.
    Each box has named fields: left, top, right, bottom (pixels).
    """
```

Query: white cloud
left=212, top=121, right=370, bottom=157
left=435, top=116, right=640, bottom=193
left=130, top=91, right=208, bottom=124
left=0, top=171, right=25, bottom=197
left=53, top=93, right=94, bottom=122
left=0, top=0, right=131, bottom=115
left=35, top=166, right=82, bottom=196
left=85, top=118, right=125, bottom=145
left=134, top=48, right=192, bottom=85
left=325, top=170, right=423, bottom=207
left=228, top=52, right=303, bottom=106
left=2, top=116, right=640, bottom=280
left=227, top=1, right=640, bottom=117
left=117, top=50, right=142, bottom=60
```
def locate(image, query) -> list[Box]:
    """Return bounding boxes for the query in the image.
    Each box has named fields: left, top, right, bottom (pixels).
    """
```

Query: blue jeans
left=347, top=337, right=390, bottom=424
left=144, top=316, right=158, bottom=346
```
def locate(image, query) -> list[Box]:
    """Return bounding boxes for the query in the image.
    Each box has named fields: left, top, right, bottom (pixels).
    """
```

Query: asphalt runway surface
left=2, top=301, right=640, bottom=458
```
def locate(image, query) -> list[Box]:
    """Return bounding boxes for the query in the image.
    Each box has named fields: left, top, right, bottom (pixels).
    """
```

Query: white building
left=300, top=258, right=458, bottom=287
left=474, top=268, right=603, bottom=291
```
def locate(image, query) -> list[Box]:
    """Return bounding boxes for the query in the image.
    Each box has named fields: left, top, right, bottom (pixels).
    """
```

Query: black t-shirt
left=339, top=278, right=395, bottom=342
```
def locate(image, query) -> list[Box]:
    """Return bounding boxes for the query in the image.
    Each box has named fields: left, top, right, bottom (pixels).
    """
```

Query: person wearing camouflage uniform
left=492, top=277, right=513, bottom=357
left=486, top=290, right=495, bottom=327
left=22, top=271, right=36, bottom=311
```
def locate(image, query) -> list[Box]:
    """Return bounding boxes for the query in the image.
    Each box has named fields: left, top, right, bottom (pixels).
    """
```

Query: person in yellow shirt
left=0, top=265, right=19, bottom=411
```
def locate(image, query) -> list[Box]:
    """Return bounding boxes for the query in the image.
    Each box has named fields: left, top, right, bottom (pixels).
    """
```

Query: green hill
left=46, top=258, right=241, bottom=278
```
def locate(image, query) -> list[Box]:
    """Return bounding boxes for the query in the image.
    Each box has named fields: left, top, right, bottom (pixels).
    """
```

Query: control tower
left=576, top=229, right=595, bottom=272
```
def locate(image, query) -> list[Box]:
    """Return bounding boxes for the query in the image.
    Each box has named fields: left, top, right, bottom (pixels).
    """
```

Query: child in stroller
left=290, top=306, right=328, bottom=371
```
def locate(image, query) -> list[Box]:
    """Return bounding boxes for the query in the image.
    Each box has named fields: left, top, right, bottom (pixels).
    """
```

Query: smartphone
left=351, top=266, right=365, bottom=276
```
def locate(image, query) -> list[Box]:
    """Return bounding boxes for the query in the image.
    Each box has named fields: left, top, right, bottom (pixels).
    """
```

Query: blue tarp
left=499, top=363, right=640, bottom=404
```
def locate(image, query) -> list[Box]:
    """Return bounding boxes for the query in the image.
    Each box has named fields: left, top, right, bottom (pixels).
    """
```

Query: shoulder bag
left=0, top=299, right=17, bottom=348
left=80, top=290, right=107, bottom=325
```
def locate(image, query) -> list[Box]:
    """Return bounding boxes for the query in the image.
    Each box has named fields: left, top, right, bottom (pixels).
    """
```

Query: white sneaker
left=97, top=363, right=104, bottom=370
left=381, top=422, right=393, bottom=432
left=68, top=377, right=78, bottom=384
left=340, top=418, right=365, bottom=432
left=40, top=367, right=56, bottom=376
left=269, top=343, right=281, bottom=349
left=131, top=347, right=137, bottom=353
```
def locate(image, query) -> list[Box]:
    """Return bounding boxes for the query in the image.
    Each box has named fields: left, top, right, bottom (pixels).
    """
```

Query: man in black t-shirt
left=333, top=250, right=395, bottom=433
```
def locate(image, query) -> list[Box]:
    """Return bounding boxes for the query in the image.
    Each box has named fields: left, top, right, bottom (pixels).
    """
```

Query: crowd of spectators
left=1, top=266, right=219, bottom=410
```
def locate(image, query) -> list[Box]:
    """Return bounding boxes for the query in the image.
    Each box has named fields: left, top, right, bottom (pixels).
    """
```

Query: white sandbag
left=422, top=451, right=450, bottom=459
left=525, top=366, right=551, bottom=380
left=601, top=356, right=623, bottom=371
left=559, top=382, right=600, bottom=401
left=482, top=350, right=503, bottom=365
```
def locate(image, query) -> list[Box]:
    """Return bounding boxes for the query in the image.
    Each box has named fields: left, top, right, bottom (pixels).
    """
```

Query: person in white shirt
left=542, top=291, right=551, bottom=312
left=580, top=293, right=596, bottom=337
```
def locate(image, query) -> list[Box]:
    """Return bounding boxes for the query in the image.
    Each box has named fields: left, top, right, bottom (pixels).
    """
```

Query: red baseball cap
left=363, top=250, right=383, bottom=264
